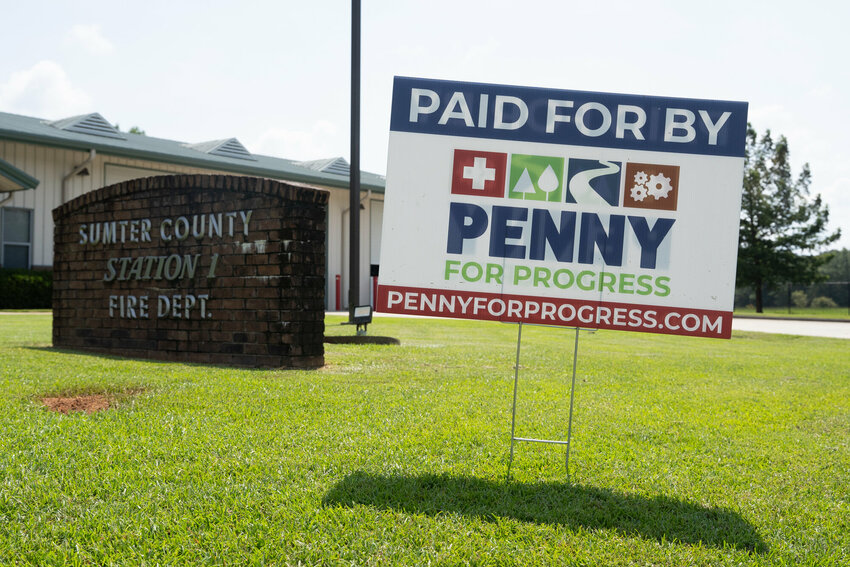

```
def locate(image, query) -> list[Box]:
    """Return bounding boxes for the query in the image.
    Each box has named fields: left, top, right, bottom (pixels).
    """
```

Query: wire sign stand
left=507, top=322, right=585, bottom=482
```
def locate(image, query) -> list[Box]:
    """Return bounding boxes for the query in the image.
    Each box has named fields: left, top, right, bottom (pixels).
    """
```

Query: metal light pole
left=348, top=0, right=361, bottom=322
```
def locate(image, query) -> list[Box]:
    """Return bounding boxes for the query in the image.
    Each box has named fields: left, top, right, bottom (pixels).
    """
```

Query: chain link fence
left=735, top=281, right=850, bottom=314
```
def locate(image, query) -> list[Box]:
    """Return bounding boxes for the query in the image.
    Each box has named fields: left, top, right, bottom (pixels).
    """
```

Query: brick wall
left=52, top=174, right=327, bottom=368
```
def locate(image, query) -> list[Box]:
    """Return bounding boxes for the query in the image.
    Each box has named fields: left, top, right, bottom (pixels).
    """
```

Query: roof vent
left=185, top=138, right=256, bottom=161
left=49, top=113, right=125, bottom=140
left=297, top=157, right=350, bottom=176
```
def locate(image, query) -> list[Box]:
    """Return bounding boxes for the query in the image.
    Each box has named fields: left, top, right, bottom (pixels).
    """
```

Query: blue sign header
left=390, top=77, right=748, bottom=158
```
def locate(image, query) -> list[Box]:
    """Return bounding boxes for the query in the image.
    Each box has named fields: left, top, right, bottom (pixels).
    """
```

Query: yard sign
left=377, top=77, right=748, bottom=338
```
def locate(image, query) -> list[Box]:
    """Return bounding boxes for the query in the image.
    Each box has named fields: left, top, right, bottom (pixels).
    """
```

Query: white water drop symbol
left=538, top=165, right=560, bottom=194
left=513, top=168, right=535, bottom=194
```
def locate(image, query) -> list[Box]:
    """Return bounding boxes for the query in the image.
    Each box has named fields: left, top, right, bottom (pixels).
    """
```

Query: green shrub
left=791, top=290, right=809, bottom=308
left=0, top=268, right=52, bottom=309
left=810, top=296, right=838, bottom=308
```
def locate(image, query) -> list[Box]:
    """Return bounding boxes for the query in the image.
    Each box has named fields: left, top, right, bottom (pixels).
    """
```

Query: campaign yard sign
left=377, top=77, right=748, bottom=338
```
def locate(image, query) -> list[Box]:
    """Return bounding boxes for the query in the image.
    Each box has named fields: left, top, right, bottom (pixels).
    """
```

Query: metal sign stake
left=508, top=324, right=582, bottom=482
left=565, top=326, right=580, bottom=482
left=507, top=322, right=523, bottom=480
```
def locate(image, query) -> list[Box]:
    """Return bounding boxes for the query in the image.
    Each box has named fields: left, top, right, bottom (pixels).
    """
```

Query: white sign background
left=378, top=77, right=747, bottom=338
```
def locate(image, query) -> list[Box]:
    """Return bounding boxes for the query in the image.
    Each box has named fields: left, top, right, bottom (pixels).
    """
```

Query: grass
left=734, top=306, right=850, bottom=320
left=0, top=313, right=848, bottom=565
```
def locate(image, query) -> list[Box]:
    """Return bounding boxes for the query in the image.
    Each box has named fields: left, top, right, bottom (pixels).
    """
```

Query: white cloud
left=249, top=121, right=344, bottom=161
left=67, top=24, right=114, bottom=55
left=806, top=84, right=837, bottom=100
left=747, top=104, right=796, bottom=133
left=0, top=60, right=92, bottom=118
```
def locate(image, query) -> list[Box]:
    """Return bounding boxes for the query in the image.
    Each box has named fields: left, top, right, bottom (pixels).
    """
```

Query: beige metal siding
left=0, top=140, right=383, bottom=310
left=0, top=141, right=90, bottom=266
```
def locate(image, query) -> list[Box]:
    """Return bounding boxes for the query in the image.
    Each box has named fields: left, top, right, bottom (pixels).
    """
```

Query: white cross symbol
left=463, top=157, right=496, bottom=190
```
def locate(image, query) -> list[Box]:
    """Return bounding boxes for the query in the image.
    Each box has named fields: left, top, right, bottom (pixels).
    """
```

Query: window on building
left=1, top=207, right=33, bottom=269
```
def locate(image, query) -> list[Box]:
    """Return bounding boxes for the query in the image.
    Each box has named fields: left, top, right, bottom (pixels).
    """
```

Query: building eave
left=0, top=155, right=39, bottom=192
left=0, top=121, right=385, bottom=193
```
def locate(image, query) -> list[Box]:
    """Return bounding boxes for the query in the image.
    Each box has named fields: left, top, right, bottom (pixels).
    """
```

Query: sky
left=1, top=0, right=847, bottom=248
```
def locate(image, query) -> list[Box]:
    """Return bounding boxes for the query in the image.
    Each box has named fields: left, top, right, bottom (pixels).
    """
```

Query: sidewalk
left=731, top=317, right=850, bottom=339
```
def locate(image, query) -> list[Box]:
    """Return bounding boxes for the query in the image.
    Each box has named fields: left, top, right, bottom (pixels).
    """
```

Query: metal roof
left=297, top=156, right=351, bottom=176
left=0, top=155, right=39, bottom=192
left=184, top=138, right=256, bottom=161
left=49, top=113, right=126, bottom=140
left=0, top=111, right=385, bottom=192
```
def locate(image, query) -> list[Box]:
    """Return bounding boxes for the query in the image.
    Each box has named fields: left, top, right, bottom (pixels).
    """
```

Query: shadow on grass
left=323, top=472, right=767, bottom=553
left=24, top=346, right=320, bottom=371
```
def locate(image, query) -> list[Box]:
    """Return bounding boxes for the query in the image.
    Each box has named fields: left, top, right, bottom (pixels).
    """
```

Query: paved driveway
left=732, top=317, right=850, bottom=339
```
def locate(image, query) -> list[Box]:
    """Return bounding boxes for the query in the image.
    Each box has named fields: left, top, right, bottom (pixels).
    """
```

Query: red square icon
left=451, top=149, right=507, bottom=198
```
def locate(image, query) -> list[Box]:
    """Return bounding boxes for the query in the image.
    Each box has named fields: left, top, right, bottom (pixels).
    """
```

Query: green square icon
left=508, top=154, right=564, bottom=202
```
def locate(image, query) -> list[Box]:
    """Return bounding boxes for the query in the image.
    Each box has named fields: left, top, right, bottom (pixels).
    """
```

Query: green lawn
left=0, top=313, right=848, bottom=565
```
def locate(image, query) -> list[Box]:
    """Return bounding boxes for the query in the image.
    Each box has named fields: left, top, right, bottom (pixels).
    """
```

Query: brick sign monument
left=52, top=174, right=327, bottom=368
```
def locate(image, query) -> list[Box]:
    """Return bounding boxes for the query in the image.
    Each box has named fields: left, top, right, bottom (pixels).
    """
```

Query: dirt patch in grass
left=42, top=394, right=111, bottom=414
left=40, top=388, right=144, bottom=414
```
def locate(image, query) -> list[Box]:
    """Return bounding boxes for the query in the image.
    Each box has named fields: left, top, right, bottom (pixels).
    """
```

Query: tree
left=736, top=126, right=841, bottom=312
left=820, top=248, right=850, bottom=282
left=113, top=124, right=146, bottom=135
